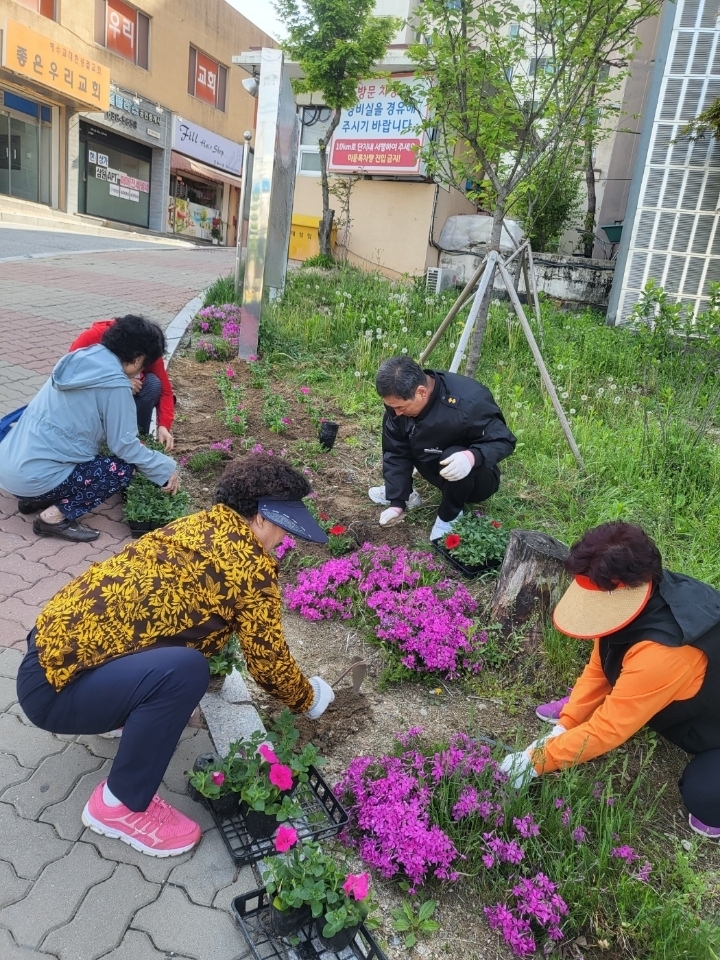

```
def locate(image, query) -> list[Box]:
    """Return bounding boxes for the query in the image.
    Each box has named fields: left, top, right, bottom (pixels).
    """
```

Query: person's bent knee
left=679, top=751, right=720, bottom=826
left=139, top=373, right=162, bottom=403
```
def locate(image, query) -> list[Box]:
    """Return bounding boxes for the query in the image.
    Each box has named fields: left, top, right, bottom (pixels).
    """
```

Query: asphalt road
left=0, top=227, right=179, bottom=260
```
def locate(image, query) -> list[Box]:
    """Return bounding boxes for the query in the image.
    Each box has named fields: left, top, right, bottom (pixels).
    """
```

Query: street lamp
left=235, top=130, right=253, bottom=299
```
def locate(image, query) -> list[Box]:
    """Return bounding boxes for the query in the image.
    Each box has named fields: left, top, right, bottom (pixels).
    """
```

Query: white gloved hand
left=439, top=450, right=474, bottom=481
left=305, top=676, right=335, bottom=719
left=499, top=749, right=538, bottom=790
left=379, top=506, right=405, bottom=526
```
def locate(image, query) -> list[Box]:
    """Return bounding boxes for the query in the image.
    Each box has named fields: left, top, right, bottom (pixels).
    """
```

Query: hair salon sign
left=172, top=116, right=242, bottom=175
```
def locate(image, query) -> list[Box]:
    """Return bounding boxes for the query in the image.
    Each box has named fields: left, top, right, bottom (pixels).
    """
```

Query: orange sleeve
left=68, top=320, right=113, bottom=352
left=535, top=641, right=706, bottom=773
left=557, top=640, right=611, bottom=729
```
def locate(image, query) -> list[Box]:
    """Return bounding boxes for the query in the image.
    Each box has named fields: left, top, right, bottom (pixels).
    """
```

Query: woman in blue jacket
left=0, top=315, right=177, bottom=543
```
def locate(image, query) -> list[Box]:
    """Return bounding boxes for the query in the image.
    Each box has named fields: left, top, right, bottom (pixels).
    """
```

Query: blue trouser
left=679, top=749, right=720, bottom=826
left=134, top=372, right=162, bottom=435
left=18, top=455, right=135, bottom=521
left=17, top=630, right=209, bottom=811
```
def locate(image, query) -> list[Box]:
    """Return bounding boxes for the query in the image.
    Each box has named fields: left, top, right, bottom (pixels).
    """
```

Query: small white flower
left=354, top=371, right=361, bottom=378
left=383, top=342, right=388, bottom=348
left=557, top=363, right=564, bottom=371
left=402, top=326, right=408, bottom=332
left=614, top=396, right=621, bottom=404
left=580, top=394, right=588, bottom=401
left=561, top=391, right=569, bottom=399
left=610, top=383, right=617, bottom=391
left=401, top=347, right=408, bottom=354
left=498, top=360, right=505, bottom=366
left=607, top=375, right=614, bottom=382
left=392, top=343, right=397, bottom=349
left=360, top=317, right=366, bottom=324
left=449, top=343, right=456, bottom=350
left=597, top=387, right=605, bottom=396
left=569, top=408, right=576, bottom=415
left=426, top=330, right=432, bottom=337
left=634, top=399, right=640, bottom=406
left=344, top=292, right=352, bottom=299
left=376, top=328, right=382, bottom=334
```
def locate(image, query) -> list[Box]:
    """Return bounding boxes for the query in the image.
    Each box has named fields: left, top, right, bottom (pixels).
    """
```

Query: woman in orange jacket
left=501, top=521, right=720, bottom=839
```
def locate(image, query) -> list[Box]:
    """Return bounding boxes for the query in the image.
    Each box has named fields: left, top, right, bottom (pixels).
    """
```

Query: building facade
left=0, top=0, right=272, bottom=242
left=608, top=0, right=720, bottom=323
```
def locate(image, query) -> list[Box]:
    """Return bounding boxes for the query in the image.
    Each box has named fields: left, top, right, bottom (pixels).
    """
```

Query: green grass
left=204, top=270, right=242, bottom=306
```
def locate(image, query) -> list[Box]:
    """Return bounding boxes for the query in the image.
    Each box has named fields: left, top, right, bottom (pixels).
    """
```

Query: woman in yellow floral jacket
left=16, top=454, right=334, bottom=858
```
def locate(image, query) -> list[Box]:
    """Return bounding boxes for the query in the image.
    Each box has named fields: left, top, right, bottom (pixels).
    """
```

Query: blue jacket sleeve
left=100, top=387, right=176, bottom=485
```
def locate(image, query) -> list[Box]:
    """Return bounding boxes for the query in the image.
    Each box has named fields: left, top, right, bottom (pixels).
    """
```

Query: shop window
left=187, top=46, right=228, bottom=112
left=79, top=124, right=152, bottom=229
left=94, top=0, right=150, bottom=70
left=298, top=105, right=333, bottom=176
left=14, top=0, right=57, bottom=19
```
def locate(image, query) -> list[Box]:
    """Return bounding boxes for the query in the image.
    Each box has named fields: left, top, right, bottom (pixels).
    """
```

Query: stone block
left=0, top=842, right=114, bottom=947
left=0, top=753, right=33, bottom=794
left=0, top=859, right=31, bottom=908
left=132, top=884, right=250, bottom=960
left=200, top=695, right=264, bottom=758
left=211, top=863, right=259, bottom=913
left=0, top=675, right=18, bottom=710
left=80, top=828, right=192, bottom=885
left=0, top=801, right=72, bottom=879
left=42, top=863, right=159, bottom=960
left=168, top=827, right=239, bottom=907
left=0, top=648, right=22, bottom=679
left=0, top=928, right=58, bottom=960
left=101, top=929, right=193, bottom=960
left=4, top=742, right=104, bottom=819
left=0, top=713, right=65, bottom=767
left=40, top=765, right=110, bottom=841
left=223, top=671, right=252, bottom=704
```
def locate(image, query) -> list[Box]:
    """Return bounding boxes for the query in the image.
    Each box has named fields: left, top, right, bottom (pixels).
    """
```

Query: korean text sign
left=2, top=19, right=110, bottom=110
left=328, top=79, right=428, bottom=175
left=195, top=51, right=219, bottom=108
left=106, top=0, right=137, bottom=63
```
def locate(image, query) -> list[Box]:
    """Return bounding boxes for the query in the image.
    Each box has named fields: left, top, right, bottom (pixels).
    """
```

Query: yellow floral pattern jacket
left=34, top=503, right=314, bottom=712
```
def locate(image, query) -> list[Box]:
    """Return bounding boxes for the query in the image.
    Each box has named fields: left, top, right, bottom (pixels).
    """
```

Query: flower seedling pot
left=318, top=421, right=339, bottom=450
left=127, top=519, right=166, bottom=539
left=318, top=922, right=361, bottom=952
left=208, top=793, right=240, bottom=818
left=431, top=540, right=503, bottom=580
left=268, top=902, right=312, bottom=938
left=239, top=802, right=278, bottom=840
left=187, top=751, right=222, bottom=803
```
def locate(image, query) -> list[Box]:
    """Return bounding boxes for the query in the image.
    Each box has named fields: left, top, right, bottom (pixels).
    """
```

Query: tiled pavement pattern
left=0, top=246, right=260, bottom=959
left=0, top=245, right=235, bottom=416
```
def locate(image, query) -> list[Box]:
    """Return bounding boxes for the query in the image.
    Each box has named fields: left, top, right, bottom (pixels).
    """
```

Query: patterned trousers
left=20, top=455, right=136, bottom=521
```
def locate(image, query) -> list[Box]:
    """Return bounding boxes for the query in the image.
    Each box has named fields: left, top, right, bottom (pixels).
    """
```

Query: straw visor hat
left=553, top=575, right=653, bottom=639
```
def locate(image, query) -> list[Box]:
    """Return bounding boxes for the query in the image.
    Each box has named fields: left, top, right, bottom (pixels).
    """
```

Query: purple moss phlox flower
left=606, top=796, right=615, bottom=806
left=561, top=806, right=572, bottom=827
left=178, top=455, right=189, bottom=466
left=633, top=859, right=652, bottom=882
left=513, top=814, right=540, bottom=839
left=572, top=825, right=587, bottom=843
left=396, top=726, right=424, bottom=746
left=593, top=781, right=604, bottom=799
left=486, top=874, right=568, bottom=956
left=482, top=832, right=525, bottom=866
left=211, top=438, right=232, bottom=453
left=611, top=845, right=637, bottom=863
left=554, top=798, right=565, bottom=809
left=275, top=536, right=296, bottom=560
left=300, top=386, right=311, bottom=395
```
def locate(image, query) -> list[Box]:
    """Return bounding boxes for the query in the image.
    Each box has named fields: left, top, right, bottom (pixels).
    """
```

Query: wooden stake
left=419, top=254, right=488, bottom=364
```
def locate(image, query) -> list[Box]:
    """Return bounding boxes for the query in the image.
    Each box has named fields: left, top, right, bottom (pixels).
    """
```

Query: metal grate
left=232, top=888, right=388, bottom=960
left=613, top=0, right=720, bottom=323
left=204, top=766, right=348, bottom=866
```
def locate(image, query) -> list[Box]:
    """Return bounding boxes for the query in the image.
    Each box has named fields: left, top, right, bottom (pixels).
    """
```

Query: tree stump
left=490, top=530, right=570, bottom=641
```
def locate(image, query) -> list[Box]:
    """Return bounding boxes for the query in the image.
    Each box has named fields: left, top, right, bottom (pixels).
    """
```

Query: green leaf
left=418, top=900, right=436, bottom=922
left=405, top=932, right=417, bottom=948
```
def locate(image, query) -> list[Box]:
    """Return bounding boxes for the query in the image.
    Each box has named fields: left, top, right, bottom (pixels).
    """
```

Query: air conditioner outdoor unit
left=426, top=267, right=457, bottom=294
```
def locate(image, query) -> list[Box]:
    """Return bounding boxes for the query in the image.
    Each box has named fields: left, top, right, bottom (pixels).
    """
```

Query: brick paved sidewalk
left=0, top=246, right=260, bottom=959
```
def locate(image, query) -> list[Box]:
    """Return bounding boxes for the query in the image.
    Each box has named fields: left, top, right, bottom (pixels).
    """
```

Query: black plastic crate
left=232, top=887, right=388, bottom=960
left=431, top=540, right=502, bottom=579
left=204, top=766, right=348, bottom=866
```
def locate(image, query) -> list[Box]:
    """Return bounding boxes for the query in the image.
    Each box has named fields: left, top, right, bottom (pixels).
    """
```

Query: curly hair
left=566, top=521, right=663, bottom=589
left=101, top=315, right=166, bottom=366
left=214, top=453, right=311, bottom=518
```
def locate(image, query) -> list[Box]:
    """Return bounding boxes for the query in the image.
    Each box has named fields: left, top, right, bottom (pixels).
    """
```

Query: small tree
left=274, top=0, right=398, bottom=258
left=404, top=0, right=662, bottom=375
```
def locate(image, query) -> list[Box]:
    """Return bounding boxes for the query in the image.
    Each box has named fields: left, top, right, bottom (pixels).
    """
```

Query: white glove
left=439, top=451, right=474, bottom=481
left=305, top=676, right=335, bottom=719
left=499, top=749, right=538, bottom=790
left=379, top=506, right=405, bottom=526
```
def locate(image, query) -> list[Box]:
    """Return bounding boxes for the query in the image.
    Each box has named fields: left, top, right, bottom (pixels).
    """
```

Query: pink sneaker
left=81, top=780, right=201, bottom=857
left=535, top=695, right=570, bottom=722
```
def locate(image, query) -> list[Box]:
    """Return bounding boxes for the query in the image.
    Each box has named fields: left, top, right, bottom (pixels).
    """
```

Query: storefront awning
left=170, top=152, right=243, bottom=188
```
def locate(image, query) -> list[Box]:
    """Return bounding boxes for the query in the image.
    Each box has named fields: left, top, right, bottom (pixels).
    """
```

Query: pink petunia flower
left=258, top=743, right=280, bottom=765
left=226, top=366, right=235, bottom=378
left=210, top=771, right=225, bottom=786
left=300, top=386, right=311, bottom=395
left=342, top=873, right=370, bottom=900
left=275, top=824, right=298, bottom=852
left=269, top=763, right=293, bottom=791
